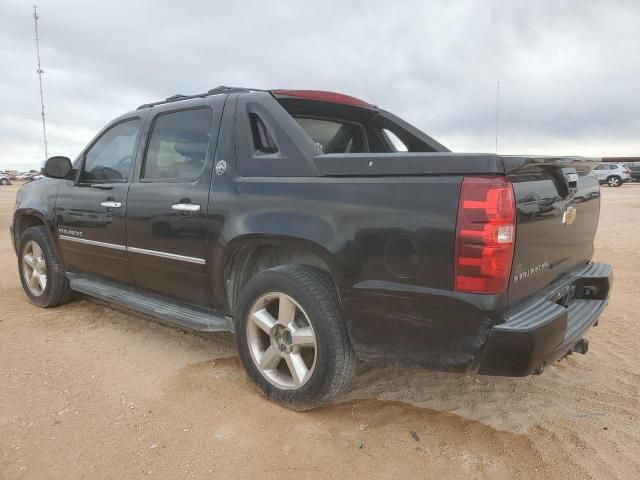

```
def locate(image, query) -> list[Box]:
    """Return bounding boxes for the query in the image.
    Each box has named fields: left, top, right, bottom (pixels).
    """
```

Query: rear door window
left=293, top=117, right=366, bottom=153
left=141, top=108, right=213, bottom=182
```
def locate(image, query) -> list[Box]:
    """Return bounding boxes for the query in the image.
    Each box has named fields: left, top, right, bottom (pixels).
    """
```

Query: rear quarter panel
left=208, top=164, right=504, bottom=370
left=212, top=175, right=461, bottom=292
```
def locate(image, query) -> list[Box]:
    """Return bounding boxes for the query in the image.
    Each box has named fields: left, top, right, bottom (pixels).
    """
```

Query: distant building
left=602, top=157, right=640, bottom=163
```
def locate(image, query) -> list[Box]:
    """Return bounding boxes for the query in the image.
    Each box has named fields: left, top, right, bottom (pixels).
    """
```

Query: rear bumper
left=477, top=262, right=612, bottom=376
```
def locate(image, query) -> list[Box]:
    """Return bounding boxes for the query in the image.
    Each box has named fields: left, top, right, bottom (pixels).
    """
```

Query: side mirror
left=42, top=156, right=73, bottom=179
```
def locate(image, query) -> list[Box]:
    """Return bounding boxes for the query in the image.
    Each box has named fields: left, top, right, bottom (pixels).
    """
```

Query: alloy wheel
left=22, top=240, right=47, bottom=296
left=247, top=292, right=317, bottom=390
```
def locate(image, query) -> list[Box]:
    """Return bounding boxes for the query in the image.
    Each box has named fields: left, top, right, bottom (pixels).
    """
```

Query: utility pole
left=495, top=80, right=500, bottom=154
left=33, top=5, right=48, bottom=159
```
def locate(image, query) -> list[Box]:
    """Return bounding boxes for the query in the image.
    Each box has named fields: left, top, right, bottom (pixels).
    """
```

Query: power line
left=33, top=5, right=48, bottom=160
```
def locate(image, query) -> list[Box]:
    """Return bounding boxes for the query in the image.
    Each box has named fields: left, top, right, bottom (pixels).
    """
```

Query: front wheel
left=18, top=226, right=72, bottom=307
left=0, top=178, right=8, bottom=186
left=607, top=175, right=622, bottom=187
left=234, top=265, right=356, bottom=410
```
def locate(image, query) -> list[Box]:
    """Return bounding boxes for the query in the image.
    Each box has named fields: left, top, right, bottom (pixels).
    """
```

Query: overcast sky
left=1, top=0, right=638, bottom=170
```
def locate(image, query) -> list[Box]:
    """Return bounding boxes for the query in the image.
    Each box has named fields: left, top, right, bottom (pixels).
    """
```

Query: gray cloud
left=1, top=0, right=639, bottom=169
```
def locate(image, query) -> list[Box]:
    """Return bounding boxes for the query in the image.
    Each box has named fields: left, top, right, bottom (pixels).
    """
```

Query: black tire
left=0, top=178, right=8, bottom=186
left=18, top=226, right=72, bottom=307
left=234, top=265, right=356, bottom=410
left=607, top=175, right=622, bottom=187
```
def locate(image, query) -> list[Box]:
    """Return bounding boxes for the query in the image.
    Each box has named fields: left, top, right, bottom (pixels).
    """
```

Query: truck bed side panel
left=208, top=171, right=502, bottom=370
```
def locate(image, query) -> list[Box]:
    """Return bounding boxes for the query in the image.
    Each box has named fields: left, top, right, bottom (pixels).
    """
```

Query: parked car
left=0, top=173, right=11, bottom=185
left=11, top=87, right=612, bottom=409
left=623, top=162, right=640, bottom=182
left=23, top=174, right=44, bottom=183
left=592, top=163, right=631, bottom=187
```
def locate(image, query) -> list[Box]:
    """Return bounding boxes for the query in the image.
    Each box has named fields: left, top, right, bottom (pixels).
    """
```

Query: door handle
left=171, top=203, right=201, bottom=213
left=100, top=201, right=122, bottom=208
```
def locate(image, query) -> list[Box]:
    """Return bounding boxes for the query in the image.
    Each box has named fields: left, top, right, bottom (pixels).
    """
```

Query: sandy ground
left=1, top=182, right=639, bottom=480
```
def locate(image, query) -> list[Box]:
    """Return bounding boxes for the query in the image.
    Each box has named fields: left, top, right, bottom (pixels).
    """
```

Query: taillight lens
left=455, top=177, right=516, bottom=294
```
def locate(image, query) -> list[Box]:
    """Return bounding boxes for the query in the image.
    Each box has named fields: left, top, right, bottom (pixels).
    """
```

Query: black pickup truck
left=12, top=86, right=612, bottom=409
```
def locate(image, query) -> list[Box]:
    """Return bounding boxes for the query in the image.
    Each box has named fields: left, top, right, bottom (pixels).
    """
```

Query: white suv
left=0, top=173, right=12, bottom=186
left=593, top=163, right=631, bottom=187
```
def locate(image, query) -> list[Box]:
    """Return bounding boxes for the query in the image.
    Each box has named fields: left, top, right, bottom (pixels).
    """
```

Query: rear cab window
left=235, top=90, right=448, bottom=177
left=294, top=117, right=366, bottom=153
left=273, top=93, right=441, bottom=155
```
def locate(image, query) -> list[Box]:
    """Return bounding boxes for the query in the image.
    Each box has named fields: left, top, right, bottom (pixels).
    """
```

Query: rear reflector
left=270, top=89, right=375, bottom=108
left=455, top=177, right=516, bottom=294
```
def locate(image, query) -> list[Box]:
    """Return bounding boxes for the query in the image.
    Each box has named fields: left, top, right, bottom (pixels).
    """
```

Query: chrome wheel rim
left=609, top=177, right=620, bottom=187
left=247, top=292, right=317, bottom=390
left=22, top=240, right=47, bottom=296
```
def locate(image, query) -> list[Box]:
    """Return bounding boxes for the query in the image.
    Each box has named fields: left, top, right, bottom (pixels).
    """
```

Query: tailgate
left=504, top=156, right=601, bottom=304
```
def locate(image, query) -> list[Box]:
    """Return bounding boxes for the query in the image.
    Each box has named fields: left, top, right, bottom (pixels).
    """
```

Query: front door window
left=81, top=119, right=141, bottom=183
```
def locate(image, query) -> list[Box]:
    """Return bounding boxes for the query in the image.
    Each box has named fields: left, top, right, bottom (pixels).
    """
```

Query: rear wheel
left=0, top=178, right=8, bottom=185
left=18, top=226, right=72, bottom=307
left=234, top=265, right=356, bottom=410
left=607, top=175, right=622, bottom=187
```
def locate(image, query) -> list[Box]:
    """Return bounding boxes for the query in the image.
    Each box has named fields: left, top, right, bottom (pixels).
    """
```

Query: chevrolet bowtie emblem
left=562, top=206, right=577, bottom=225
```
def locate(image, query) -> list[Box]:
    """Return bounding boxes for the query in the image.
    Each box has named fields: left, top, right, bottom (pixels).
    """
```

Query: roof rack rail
left=136, top=86, right=249, bottom=110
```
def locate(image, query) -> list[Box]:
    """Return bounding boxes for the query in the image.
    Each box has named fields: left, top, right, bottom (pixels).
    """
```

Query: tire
left=18, top=226, right=72, bottom=307
left=607, top=175, right=622, bottom=187
left=0, top=178, right=8, bottom=186
left=234, top=265, right=356, bottom=410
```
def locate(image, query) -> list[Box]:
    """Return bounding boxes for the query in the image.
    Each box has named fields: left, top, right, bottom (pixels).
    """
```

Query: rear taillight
left=455, top=177, right=516, bottom=294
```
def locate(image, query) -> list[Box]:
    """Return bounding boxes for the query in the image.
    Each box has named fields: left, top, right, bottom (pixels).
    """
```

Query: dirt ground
left=1, top=182, right=638, bottom=480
